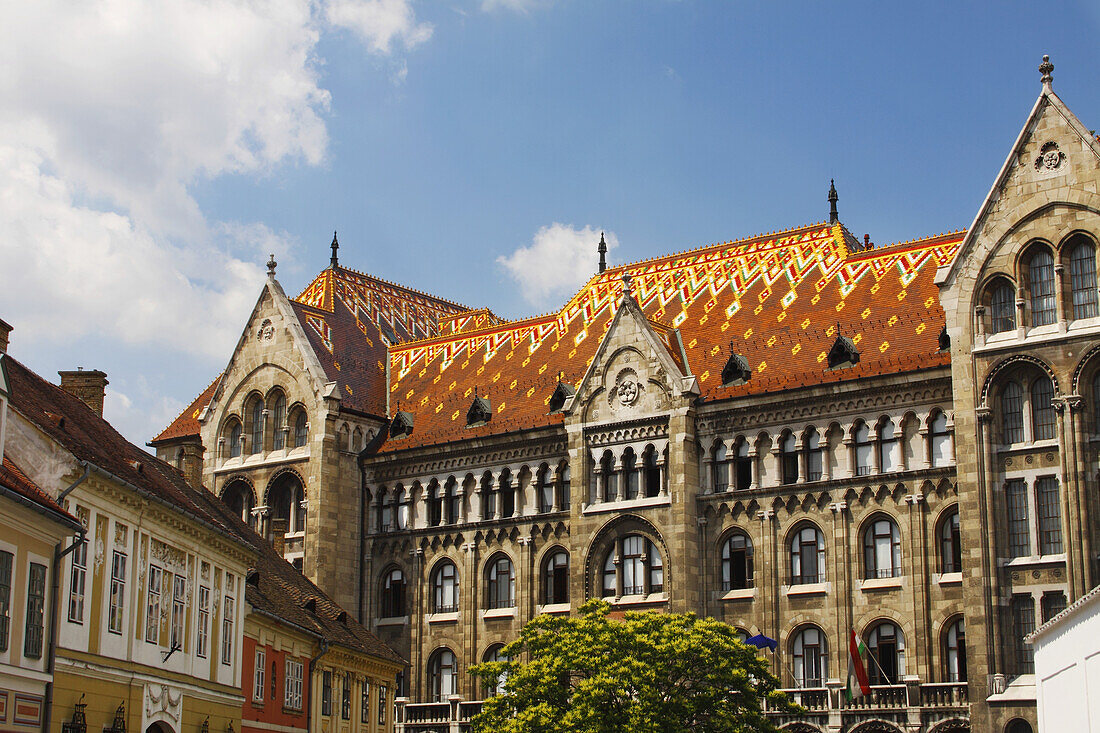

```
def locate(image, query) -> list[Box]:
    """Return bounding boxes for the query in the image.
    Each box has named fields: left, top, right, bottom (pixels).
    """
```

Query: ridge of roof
left=846, top=230, right=966, bottom=262
left=298, top=264, right=472, bottom=312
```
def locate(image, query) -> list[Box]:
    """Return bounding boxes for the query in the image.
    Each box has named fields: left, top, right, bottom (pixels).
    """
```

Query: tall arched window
left=866, top=622, right=905, bottom=685
left=939, top=507, right=961, bottom=574
left=250, top=398, right=264, bottom=454
left=600, top=451, right=618, bottom=501
left=272, top=393, right=287, bottom=450
left=780, top=433, right=799, bottom=485
left=557, top=463, right=571, bottom=508
left=712, top=442, right=729, bottom=492
left=1001, top=382, right=1024, bottom=444
left=482, top=645, right=508, bottom=697
left=428, top=648, right=456, bottom=702
left=445, top=479, right=461, bottom=525
left=854, top=422, right=873, bottom=476
left=877, top=419, right=897, bottom=473
left=720, top=532, right=754, bottom=591
left=791, top=626, right=827, bottom=688
left=805, top=429, right=823, bottom=481
left=221, top=480, right=254, bottom=527
left=543, top=550, right=569, bottom=605
left=990, top=281, right=1016, bottom=333
left=293, top=411, right=308, bottom=448
left=863, top=517, right=902, bottom=579
left=431, top=561, right=459, bottom=614
left=380, top=568, right=405, bottom=618
left=498, top=469, right=515, bottom=518
left=602, top=535, right=663, bottom=598
left=643, top=446, right=661, bottom=497
left=734, top=438, right=753, bottom=490
left=395, top=486, right=408, bottom=530
left=228, top=420, right=243, bottom=458
left=536, top=464, right=553, bottom=512
left=1093, top=372, right=1100, bottom=432
left=481, top=473, right=495, bottom=520
left=1069, top=236, right=1098, bottom=319
left=486, top=556, right=515, bottom=609
left=378, top=487, right=392, bottom=532
left=930, top=411, right=951, bottom=467
left=944, top=617, right=967, bottom=682
left=789, top=525, right=825, bottom=585
left=427, top=482, right=442, bottom=527
left=622, top=448, right=639, bottom=500
left=1029, top=248, right=1057, bottom=326
left=268, top=473, right=305, bottom=534
left=1030, top=377, right=1056, bottom=440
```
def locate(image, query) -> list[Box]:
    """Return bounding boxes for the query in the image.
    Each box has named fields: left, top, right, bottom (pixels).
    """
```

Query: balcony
left=393, top=681, right=968, bottom=733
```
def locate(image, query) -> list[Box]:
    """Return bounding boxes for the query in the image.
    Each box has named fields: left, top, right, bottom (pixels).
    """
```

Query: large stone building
left=154, top=59, right=1100, bottom=733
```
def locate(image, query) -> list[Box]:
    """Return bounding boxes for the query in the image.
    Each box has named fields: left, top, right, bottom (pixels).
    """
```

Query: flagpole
left=864, top=648, right=894, bottom=687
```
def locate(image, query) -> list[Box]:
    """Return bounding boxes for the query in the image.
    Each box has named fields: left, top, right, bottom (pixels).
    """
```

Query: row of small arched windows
left=982, top=233, right=1099, bottom=334
left=223, top=389, right=308, bottom=458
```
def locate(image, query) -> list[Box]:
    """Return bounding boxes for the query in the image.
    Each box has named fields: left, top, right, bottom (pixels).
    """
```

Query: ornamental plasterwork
left=145, top=683, right=182, bottom=722
left=611, top=368, right=642, bottom=407
left=256, top=318, right=276, bottom=342
left=94, top=536, right=106, bottom=571
left=150, top=538, right=187, bottom=573
left=114, top=522, right=128, bottom=548
left=1034, top=141, right=1067, bottom=176
left=585, top=417, right=669, bottom=448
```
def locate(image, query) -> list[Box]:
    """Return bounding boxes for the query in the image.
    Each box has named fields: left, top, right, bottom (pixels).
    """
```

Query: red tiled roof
left=0, top=454, right=80, bottom=528
left=150, top=374, right=220, bottom=445
left=6, top=356, right=254, bottom=545
left=380, top=223, right=962, bottom=451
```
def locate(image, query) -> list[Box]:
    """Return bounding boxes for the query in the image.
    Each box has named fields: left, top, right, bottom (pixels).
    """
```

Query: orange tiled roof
left=380, top=222, right=961, bottom=451
left=0, top=454, right=81, bottom=528
left=150, top=374, right=221, bottom=445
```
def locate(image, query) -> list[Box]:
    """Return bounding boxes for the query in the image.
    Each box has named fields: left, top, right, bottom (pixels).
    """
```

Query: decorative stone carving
left=257, top=318, right=275, bottom=342
left=145, top=683, right=182, bottom=722
left=1034, top=141, right=1066, bottom=173
left=610, top=368, right=642, bottom=407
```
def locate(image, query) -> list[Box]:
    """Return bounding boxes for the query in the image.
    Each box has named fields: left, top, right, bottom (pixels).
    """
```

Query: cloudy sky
left=1, top=1, right=1098, bottom=447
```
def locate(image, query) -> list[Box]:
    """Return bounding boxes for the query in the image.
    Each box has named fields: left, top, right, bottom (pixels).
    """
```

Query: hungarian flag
left=846, top=631, right=871, bottom=701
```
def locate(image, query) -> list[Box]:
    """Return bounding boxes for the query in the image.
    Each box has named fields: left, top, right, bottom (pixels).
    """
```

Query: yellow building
left=2, top=344, right=255, bottom=733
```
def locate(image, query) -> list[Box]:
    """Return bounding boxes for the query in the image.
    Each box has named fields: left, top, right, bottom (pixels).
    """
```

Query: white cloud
left=326, top=0, right=433, bottom=53
left=497, top=223, right=618, bottom=309
left=481, top=0, right=544, bottom=12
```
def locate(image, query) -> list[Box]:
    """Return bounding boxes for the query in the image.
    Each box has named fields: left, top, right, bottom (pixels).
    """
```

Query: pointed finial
left=330, top=230, right=339, bottom=268
left=621, top=271, right=633, bottom=298
left=1039, top=54, right=1054, bottom=89
left=266, top=253, right=277, bottom=279
left=828, top=179, right=839, bottom=224
left=598, top=232, right=608, bottom=273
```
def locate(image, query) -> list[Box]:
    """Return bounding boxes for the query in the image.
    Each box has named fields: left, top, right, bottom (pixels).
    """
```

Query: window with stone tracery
left=1068, top=234, right=1099, bottom=319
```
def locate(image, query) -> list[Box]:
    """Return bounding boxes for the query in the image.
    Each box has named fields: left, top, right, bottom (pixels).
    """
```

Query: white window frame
left=68, top=538, right=87, bottom=624
left=170, top=573, right=186, bottom=651
left=254, top=647, right=266, bottom=702
left=196, top=585, right=210, bottom=658
left=108, top=551, right=127, bottom=635
left=146, top=564, right=162, bottom=644
left=285, top=658, right=304, bottom=710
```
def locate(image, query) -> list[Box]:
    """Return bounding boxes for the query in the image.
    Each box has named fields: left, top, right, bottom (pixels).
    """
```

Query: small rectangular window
left=284, top=659, right=303, bottom=710
left=322, top=670, right=332, bottom=716
left=1041, top=591, right=1067, bottom=623
left=108, top=551, right=127, bottom=635
left=1011, top=594, right=1036, bottom=674
left=1036, top=477, right=1063, bottom=555
left=1005, top=479, right=1030, bottom=558
left=254, top=647, right=266, bottom=702
left=25, top=562, right=47, bottom=659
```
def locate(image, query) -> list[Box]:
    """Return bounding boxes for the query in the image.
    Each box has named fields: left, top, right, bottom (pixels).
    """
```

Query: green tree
left=469, top=600, right=797, bottom=733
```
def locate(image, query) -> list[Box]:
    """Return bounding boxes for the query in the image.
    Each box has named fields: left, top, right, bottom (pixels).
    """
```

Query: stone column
left=1015, top=292, right=1026, bottom=339
left=975, top=406, right=1002, bottom=678
left=905, top=491, right=930, bottom=681
left=1067, top=397, right=1096, bottom=592
left=974, top=305, right=986, bottom=347
left=1056, top=396, right=1088, bottom=599
left=1054, top=263, right=1068, bottom=331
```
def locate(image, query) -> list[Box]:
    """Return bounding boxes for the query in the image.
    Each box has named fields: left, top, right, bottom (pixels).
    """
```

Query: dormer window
left=548, top=381, right=575, bottom=414
left=827, top=332, right=860, bottom=369
left=390, top=410, right=414, bottom=439
left=721, top=350, right=751, bottom=387
left=467, top=392, right=491, bottom=427
left=938, top=326, right=951, bottom=352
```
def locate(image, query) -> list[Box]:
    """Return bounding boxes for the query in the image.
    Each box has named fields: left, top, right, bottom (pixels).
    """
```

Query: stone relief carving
left=1034, top=141, right=1066, bottom=173
left=257, top=318, right=276, bottom=342
left=145, top=683, right=182, bottom=722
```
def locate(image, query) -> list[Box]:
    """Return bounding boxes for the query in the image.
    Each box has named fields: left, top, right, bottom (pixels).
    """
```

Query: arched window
left=293, top=411, right=308, bottom=448
left=789, top=524, right=825, bottom=585
left=712, top=441, right=729, bottom=492
left=791, top=626, right=827, bottom=688
left=427, top=482, right=442, bottom=527
left=482, top=645, right=508, bottom=697
left=557, top=463, right=571, bottom=508
left=720, top=532, right=754, bottom=591
left=498, top=469, right=515, bottom=518
left=734, top=438, right=753, bottom=490
left=1068, top=236, right=1098, bottom=319
left=268, top=473, right=305, bottom=535
left=543, top=550, right=569, bottom=605
left=445, top=479, right=461, bottom=525
left=1030, top=377, right=1056, bottom=440
left=378, top=487, right=392, bottom=532
left=866, top=622, right=905, bottom=685
left=250, top=398, right=264, bottom=454
left=221, top=480, right=254, bottom=528
left=431, top=561, right=459, bottom=614
left=272, top=393, right=287, bottom=450
left=877, top=419, right=897, bottom=473
left=1092, top=372, right=1100, bottom=432
left=780, top=433, right=799, bottom=485
left=229, top=420, right=243, bottom=458
left=1005, top=719, right=1033, bottom=733
left=805, top=429, right=823, bottom=481
left=427, top=648, right=456, bottom=702
left=1001, top=382, right=1024, bottom=444
left=536, top=464, right=553, bottom=513
left=1029, top=248, right=1057, bottom=326
left=643, top=446, right=661, bottom=498
left=939, top=507, right=961, bottom=574
left=990, top=281, right=1016, bottom=333
left=854, top=422, right=873, bottom=476
left=395, top=486, right=408, bottom=530
left=944, top=617, right=967, bottom=682
left=622, top=448, right=639, bottom=500
left=380, top=568, right=405, bottom=618
left=863, top=517, right=902, bottom=579
left=486, top=556, right=515, bottom=609
left=602, top=535, right=663, bottom=598
left=481, top=473, right=495, bottom=520
left=930, top=412, right=951, bottom=467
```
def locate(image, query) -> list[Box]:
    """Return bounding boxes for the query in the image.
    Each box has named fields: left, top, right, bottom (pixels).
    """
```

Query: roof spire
left=621, top=271, right=633, bottom=298
left=1039, top=54, right=1054, bottom=90
left=330, top=230, right=339, bottom=268
left=828, top=179, right=839, bottom=224
left=598, top=232, right=607, bottom=273
left=266, top=253, right=277, bottom=279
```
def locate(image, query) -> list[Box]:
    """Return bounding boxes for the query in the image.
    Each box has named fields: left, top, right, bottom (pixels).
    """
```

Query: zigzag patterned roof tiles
left=380, top=222, right=961, bottom=451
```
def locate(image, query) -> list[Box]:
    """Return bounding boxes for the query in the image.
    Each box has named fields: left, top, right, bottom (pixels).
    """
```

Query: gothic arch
left=583, top=514, right=668, bottom=600
left=979, top=354, right=1060, bottom=405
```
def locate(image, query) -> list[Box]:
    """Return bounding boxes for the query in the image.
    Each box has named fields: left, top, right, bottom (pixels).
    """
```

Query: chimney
left=864, top=234, right=872, bottom=250
left=58, top=368, right=109, bottom=417
left=0, top=318, right=11, bottom=354
left=270, top=518, right=288, bottom=557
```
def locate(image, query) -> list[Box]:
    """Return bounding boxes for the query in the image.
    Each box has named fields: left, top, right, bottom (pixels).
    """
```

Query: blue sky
left=1, top=0, right=1098, bottom=447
